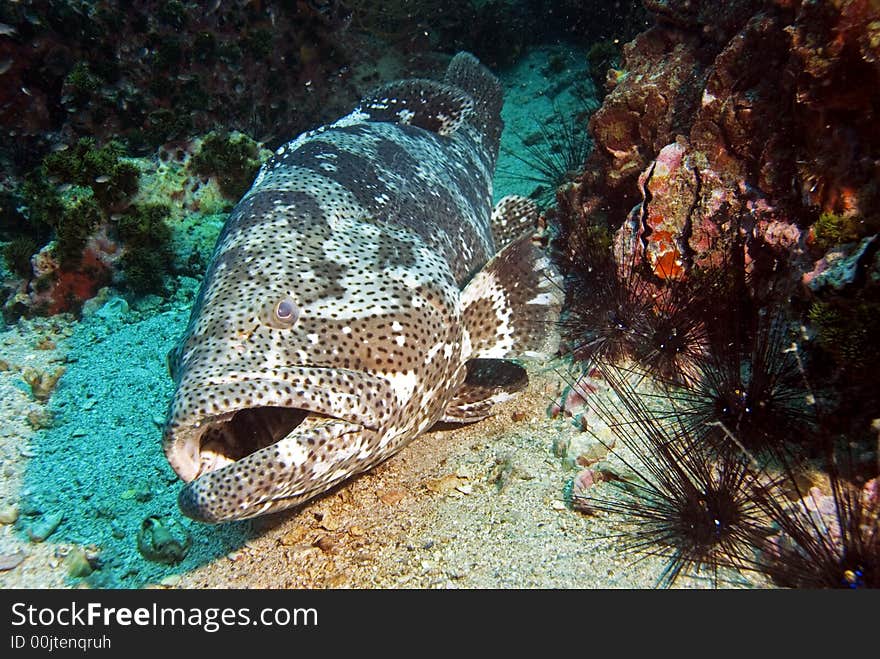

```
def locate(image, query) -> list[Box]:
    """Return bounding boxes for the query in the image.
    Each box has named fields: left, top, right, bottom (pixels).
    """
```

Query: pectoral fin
left=441, top=358, right=528, bottom=423
left=445, top=230, right=562, bottom=423
left=460, top=233, right=562, bottom=362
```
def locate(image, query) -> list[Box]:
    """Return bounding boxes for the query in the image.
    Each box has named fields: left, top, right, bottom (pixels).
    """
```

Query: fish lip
left=176, top=418, right=365, bottom=523
left=179, top=485, right=267, bottom=524
left=164, top=425, right=201, bottom=483
left=163, top=406, right=359, bottom=485
left=163, top=367, right=391, bottom=484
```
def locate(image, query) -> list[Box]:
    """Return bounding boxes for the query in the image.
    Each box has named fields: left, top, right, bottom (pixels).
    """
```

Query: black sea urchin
left=572, top=364, right=771, bottom=587
left=559, top=232, right=715, bottom=387
left=629, top=271, right=717, bottom=386
left=555, top=179, right=736, bottom=384
left=658, top=309, right=817, bottom=460
left=756, top=442, right=880, bottom=589
left=557, top=221, right=655, bottom=367
left=499, top=101, right=592, bottom=208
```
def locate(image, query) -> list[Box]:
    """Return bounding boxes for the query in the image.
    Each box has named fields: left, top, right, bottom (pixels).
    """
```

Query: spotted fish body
left=164, top=53, right=561, bottom=522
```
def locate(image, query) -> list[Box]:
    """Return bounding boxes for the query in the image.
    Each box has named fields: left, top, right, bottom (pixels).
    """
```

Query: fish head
left=163, top=201, right=464, bottom=522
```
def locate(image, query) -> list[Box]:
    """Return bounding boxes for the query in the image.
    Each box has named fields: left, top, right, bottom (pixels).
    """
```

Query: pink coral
left=27, top=229, right=119, bottom=315
left=561, top=0, right=876, bottom=310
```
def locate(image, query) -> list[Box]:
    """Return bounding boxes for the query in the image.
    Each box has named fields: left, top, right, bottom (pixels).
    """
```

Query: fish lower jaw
left=175, top=416, right=369, bottom=523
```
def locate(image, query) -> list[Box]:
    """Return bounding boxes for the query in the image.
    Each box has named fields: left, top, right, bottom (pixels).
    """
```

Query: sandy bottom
left=0, top=308, right=767, bottom=589
left=172, top=362, right=766, bottom=590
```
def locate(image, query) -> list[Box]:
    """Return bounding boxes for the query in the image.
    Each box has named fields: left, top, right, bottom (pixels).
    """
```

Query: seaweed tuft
left=52, top=188, right=103, bottom=267
left=808, top=297, right=880, bottom=371
left=115, top=203, right=173, bottom=295
left=44, top=138, right=140, bottom=210
left=812, top=211, right=876, bottom=252
left=190, top=132, right=262, bottom=200
left=64, top=61, right=102, bottom=104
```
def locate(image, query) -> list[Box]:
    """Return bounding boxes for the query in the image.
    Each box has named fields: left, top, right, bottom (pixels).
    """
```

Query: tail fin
left=445, top=52, right=503, bottom=153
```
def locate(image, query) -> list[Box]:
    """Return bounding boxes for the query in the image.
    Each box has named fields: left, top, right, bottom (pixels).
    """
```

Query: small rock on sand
left=0, top=551, right=26, bottom=571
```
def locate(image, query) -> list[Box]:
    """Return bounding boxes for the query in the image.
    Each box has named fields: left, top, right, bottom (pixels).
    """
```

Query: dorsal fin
left=491, top=195, right=541, bottom=249
left=355, top=80, right=474, bottom=136
left=444, top=51, right=504, bottom=152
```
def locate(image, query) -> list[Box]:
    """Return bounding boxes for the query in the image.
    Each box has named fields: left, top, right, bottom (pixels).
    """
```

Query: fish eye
left=274, top=297, right=300, bottom=325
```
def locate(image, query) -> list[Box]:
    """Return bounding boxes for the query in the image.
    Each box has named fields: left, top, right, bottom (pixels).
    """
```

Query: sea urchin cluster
left=571, top=364, right=772, bottom=587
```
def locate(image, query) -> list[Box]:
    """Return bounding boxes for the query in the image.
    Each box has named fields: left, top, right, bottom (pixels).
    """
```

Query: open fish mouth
left=163, top=368, right=390, bottom=483
left=190, top=406, right=318, bottom=476
left=164, top=405, right=368, bottom=523
left=164, top=405, right=364, bottom=483
left=162, top=368, right=393, bottom=522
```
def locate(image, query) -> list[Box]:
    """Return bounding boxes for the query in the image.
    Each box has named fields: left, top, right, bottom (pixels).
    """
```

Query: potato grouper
left=163, top=52, right=561, bottom=522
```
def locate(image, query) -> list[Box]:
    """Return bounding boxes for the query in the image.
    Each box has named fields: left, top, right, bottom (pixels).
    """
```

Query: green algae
left=64, top=61, right=102, bottom=103
left=812, top=211, right=880, bottom=252
left=21, top=173, right=63, bottom=235
left=52, top=187, right=103, bottom=267
left=116, top=203, right=173, bottom=295
left=44, top=138, right=140, bottom=210
left=9, top=141, right=176, bottom=295
left=139, top=108, right=193, bottom=149
left=190, top=131, right=262, bottom=200
left=808, top=297, right=880, bottom=367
